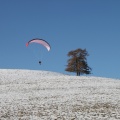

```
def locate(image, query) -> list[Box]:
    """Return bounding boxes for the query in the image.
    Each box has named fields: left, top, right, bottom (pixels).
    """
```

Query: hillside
left=0, top=69, right=120, bottom=120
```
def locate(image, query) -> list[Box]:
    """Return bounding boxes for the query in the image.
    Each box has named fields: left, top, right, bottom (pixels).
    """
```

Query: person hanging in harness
left=39, top=61, right=42, bottom=65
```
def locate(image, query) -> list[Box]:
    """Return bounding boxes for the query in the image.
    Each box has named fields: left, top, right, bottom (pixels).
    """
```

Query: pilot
left=39, top=61, right=41, bottom=65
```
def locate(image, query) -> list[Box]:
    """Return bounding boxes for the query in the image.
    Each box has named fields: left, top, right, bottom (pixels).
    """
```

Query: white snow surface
left=0, top=69, right=120, bottom=120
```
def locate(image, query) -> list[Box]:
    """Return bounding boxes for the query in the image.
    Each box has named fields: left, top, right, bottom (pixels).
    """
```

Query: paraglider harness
left=39, top=61, right=41, bottom=65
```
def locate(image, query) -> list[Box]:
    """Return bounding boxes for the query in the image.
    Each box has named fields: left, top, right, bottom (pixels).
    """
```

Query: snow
left=0, top=69, right=120, bottom=120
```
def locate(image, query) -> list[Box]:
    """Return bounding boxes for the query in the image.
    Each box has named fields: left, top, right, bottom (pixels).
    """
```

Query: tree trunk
left=76, top=71, right=80, bottom=76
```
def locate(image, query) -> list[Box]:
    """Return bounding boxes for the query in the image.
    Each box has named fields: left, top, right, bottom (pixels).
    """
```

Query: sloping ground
left=0, top=69, right=120, bottom=120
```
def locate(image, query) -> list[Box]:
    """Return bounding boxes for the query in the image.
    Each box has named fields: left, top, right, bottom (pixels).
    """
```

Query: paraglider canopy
left=26, top=38, right=51, bottom=51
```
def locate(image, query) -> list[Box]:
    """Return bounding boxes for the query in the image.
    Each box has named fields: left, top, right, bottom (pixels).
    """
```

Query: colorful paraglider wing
left=26, top=39, right=51, bottom=51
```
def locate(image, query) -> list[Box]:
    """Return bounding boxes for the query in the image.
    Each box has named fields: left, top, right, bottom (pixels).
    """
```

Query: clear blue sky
left=0, top=0, right=120, bottom=79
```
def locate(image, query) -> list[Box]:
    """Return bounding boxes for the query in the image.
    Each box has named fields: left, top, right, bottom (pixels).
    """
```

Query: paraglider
left=26, top=38, right=51, bottom=65
left=39, top=61, right=41, bottom=65
left=26, top=38, right=51, bottom=51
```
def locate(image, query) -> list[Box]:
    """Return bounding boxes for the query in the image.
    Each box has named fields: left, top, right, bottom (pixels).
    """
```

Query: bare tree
left=65, top=48, right=92, bottom=76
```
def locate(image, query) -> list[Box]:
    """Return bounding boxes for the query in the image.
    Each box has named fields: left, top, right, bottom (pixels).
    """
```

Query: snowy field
left=0, top=69, right=120, bottom=120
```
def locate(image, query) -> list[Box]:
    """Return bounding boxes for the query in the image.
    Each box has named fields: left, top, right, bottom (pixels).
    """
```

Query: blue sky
left=0, top=0, right=120, bottom=79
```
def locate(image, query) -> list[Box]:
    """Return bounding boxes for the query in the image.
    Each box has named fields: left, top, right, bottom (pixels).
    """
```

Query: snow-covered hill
left=0, top=69, right=120, bottom=120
